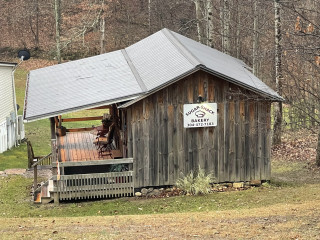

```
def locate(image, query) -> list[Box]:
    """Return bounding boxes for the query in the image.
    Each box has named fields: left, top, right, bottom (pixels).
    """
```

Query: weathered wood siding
left=126, top=71, right=271, bottom=188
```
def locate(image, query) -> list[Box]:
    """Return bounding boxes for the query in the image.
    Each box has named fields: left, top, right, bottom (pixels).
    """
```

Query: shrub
left=176, top=166, right=213, bottom=195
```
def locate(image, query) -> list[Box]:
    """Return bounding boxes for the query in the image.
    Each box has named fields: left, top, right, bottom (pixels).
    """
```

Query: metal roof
left=169, top=31, right=281, bottom=99
left=24, top=28, right=282, bottom=121
left=125, top=30, right=196, bottom=90
left=24, top=51, right=143, bottom=121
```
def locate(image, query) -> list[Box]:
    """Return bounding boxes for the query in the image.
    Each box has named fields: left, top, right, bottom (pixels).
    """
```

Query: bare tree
left=234, top=0, right=241, bottom=58
left=100, top=0, right=106, bottom=54
left=252, top=0, right=260, bottom=76
left=272, top=0, right=283, bottom=145
left=193, top=0, right=206, bottom=44
left=148, top=0, right=152, bottom=33
left=221, top=0, right=230, bottom=54
left=29, top=0, right=40, bottom=50
left=54, top=0, right=62, bottom=63
left=206, top=0, right=214, bottom=47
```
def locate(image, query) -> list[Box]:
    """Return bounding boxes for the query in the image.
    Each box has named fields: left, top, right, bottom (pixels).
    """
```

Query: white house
left=0, top=62, right=25, bottom=153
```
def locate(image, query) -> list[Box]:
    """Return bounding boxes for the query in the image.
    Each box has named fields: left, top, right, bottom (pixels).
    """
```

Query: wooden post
left=50, top=117, right=56, bottom=139
left=53, top=191, right=59, bottom=205
left=51, top=139, right=57, bottom=163
left=58, top=115, right=62, bottom=128
left=33, top=164, right=37, bottom=190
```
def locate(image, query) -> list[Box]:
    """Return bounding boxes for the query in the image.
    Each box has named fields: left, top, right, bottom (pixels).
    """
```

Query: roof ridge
left=121, top=49, right=148, bottom=92
left=161, top=28, right=202, bottom=67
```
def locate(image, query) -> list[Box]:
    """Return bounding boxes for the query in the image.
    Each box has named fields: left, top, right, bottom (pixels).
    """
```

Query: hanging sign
left=183, top=103, right=217, bottom=128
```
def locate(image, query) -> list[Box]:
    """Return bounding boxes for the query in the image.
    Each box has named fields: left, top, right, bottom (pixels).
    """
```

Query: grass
left=0, top=160, right=319, bottom=219
left=0, top=160, right=320, bottom=239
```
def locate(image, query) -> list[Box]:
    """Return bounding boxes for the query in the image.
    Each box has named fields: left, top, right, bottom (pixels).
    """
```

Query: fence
left=56, top=171, right=134, bottom=200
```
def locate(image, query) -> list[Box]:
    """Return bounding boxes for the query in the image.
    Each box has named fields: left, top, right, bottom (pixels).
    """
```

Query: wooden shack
left=24, top=29, right=282, bottom=203
left=123, top=70, right=273, bottom=187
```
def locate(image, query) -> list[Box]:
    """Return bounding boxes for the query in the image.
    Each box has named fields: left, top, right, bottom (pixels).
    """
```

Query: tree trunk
left=207, top=0, right=214, bottom=47
left=34, top=0, right=40, bottom=49
left=54, top=0, right=61, bottom=63
left=222, top=0, right=230, bottom=54
left=29, top=0, right=40, bottom=50
left=194, top=0, right=206, bottom=44
left=235, top=0, right=241, bottom=58
left=272, top=0, right=283, bottom=145
left=148, top=0, right=152, bottom=33
left=100, top=0, right=106, bottom=54
left=252, top=0, right=259, bottom=76
left=316, top=127, right=320, bottom=166
left=100, top=16, right=106, bottom=54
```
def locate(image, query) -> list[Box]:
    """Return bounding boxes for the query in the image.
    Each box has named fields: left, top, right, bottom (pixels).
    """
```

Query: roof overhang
left=23, top=94, right=140, bottom=123
left=201, top=67, right=284, bottom=102
left=119, top=66, right=284, bottom=109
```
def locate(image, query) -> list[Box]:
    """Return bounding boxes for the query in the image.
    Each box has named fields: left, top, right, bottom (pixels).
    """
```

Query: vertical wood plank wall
left=126, top=71, right=271, bottom=188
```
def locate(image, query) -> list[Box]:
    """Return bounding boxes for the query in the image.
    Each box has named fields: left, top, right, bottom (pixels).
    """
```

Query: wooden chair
left=96, top=124, right=116, bottom=158
left=96, top=122, right=112, bottom=138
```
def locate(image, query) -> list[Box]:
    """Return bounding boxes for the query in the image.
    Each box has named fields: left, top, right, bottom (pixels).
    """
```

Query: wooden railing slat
left=57, top=171, right=134, bottom=200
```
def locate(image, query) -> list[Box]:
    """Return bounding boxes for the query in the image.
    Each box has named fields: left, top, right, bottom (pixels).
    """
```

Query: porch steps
left=34, top=180, right=54, bottom=204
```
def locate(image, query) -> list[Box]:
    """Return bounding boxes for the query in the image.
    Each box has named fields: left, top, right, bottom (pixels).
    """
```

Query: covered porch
left=32, top=104, right=134, bottom=204
left=57, top=131, right=123, bottom=162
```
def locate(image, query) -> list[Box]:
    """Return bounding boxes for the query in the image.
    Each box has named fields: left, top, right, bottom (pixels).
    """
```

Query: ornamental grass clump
left=176, top=166, right=213, bottom=195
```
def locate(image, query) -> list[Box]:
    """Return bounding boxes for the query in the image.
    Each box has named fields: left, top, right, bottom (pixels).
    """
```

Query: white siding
left=0, top=66, right=15, bottom=123
left=0, top=64, right=20, bottom=153
left=0, top=121, right=7, bottom=153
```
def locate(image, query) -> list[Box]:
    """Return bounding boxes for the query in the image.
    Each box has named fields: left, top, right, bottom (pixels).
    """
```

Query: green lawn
left=0, top=160, right=319, bottom=219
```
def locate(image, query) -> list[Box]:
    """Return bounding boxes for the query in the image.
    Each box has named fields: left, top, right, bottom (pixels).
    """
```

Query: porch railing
left=56, top=171, right=134, bottom=200
left=27, top=140, right=54, bottom=168
left=31, top=152, right=53, bottom=191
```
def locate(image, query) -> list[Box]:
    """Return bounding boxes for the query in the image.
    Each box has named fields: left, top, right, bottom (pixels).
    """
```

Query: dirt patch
left=3, top=168, right=26, bottom=175
left=0, top=168, right=52, bottom=179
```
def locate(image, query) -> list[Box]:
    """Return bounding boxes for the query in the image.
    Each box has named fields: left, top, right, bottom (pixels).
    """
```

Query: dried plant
left=176, top=166, right=213, bottom=195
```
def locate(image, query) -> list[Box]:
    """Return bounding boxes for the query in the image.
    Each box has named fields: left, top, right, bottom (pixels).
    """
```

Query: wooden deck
left=57, top=131, right=113, bottom=162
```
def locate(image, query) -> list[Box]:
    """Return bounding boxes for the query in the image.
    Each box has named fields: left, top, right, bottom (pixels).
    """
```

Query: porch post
left=33, top=164, right=37, bottom=190
left=50, top=117, right=56, bottom=139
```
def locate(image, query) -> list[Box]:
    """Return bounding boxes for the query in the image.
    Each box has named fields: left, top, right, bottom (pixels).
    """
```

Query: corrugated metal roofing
left=24, top=28, right=282, bottom=121
left=24, top=51, right=142, bottom=121
left=125, top=30, right=195, bottom=90
left=170, top=31, right=281, bottom=99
